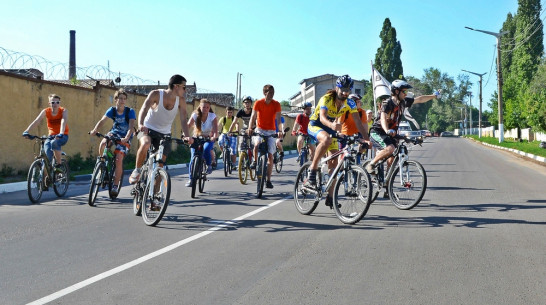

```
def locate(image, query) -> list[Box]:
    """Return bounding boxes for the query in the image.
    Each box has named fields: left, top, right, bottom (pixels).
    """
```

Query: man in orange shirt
left=247, top=84, right=282, bottom=189
left=23, top=94, right=69, bottom=168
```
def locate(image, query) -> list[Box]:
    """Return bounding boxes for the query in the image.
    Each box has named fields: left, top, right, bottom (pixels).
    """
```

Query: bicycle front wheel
left=199, top=159, right=206, bottom=193
left=53, top=160, right=69, bottom=198
left=275, top=152, right=283, bottom=173
left=142, top=168, right=170, bottom=226
left=27, top=159, right=44, bottom=204
left=388, top=160, right=427, bottom=210
left=293, top=162, right=319, bottom=215
left=333, top=166, right=372, bottom=224
left=108, top=163, right=124, bottom=200
left=223, top=149, right=229, bottom=177
left=256, top=155, right=267, bottom=198
left=238, top=152, right=248, bottom=184
left=190, top=156, right=200, bottom=199
left=88, top=162, right=105, bottom=206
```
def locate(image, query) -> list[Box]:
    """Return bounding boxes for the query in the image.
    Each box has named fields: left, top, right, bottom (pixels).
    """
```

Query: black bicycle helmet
left=303, top=102, right=312, bottom=108
left=242, top=95, right=253, bottom=103
left=390, top=79, right=412, bottom=92
left=336, top=75, right=354, bottom=89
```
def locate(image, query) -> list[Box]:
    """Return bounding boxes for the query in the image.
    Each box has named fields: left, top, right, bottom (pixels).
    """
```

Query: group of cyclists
left=22, top=73, right=440, bottom=206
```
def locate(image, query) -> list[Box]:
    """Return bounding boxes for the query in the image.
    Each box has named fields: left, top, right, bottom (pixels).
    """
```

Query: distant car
left=424, top=130, right=432, bottom=137
left=398, top=121, right=421, bottom=138
left=440, top=131, right=454, bottom=137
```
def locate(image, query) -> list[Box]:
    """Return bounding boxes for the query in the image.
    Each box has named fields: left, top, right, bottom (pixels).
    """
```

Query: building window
left=355, top=89, right=361, bottom=95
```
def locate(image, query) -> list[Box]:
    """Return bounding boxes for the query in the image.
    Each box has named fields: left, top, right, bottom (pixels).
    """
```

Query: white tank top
left=191, top=112, right=217, bottom=136
left=143, top=90, right=180, bottom=134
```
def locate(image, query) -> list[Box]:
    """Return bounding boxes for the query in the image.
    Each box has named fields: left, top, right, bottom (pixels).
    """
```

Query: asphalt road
left=1, top=137, right=545, bottom=305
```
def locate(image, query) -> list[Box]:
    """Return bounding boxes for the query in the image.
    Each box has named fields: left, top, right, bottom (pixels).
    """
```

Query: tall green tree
left=374, top=18, right=404, bottom=82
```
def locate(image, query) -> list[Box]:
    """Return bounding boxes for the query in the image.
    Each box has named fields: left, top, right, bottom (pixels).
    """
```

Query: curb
left=0, top=150, right=300, bottom=194
left=469, top=138, right=546, bottom=164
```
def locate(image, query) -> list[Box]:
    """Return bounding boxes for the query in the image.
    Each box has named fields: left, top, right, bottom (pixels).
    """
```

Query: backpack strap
left=124, top=106, right=131, bottom=124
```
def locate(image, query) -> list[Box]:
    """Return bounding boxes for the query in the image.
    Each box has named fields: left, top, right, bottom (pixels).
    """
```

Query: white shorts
left=252, top=128, right=277, bottom=155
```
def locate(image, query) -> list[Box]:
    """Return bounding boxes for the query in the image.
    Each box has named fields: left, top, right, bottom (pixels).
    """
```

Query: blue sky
left=1, top=0, right=540, bottom=111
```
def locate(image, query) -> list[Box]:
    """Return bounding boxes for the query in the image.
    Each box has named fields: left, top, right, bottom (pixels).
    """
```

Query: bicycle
left=237, top=130, right=255, bottom=184
left=294, top=134, right=372, bottom=225
left=296, top=133, right=313, bottom=167
left=273, top=127, right=290, bottom=173
left=88, top=132, right=127, bottom=206
left=24, top=134, right=70, bottom=203
left=253, top=131, right=281, bottom=198
left=131, top=134, right=183, bottom=226
left=362, top=134, right=427, bottom=210
left=220, top=133, right=234, bottom=177
left=187, top=136, right=213, bottom=199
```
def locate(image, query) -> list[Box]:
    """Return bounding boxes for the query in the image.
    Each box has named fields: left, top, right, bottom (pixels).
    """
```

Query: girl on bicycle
left=22, top=94, right=69, bottom=169
left=186, top=99, right=218, bottom=186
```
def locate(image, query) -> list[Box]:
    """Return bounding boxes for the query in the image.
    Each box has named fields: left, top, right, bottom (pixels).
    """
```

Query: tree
left=374, top=18, right=404, bottom=82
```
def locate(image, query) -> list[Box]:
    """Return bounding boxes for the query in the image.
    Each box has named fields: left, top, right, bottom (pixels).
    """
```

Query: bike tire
left=53, top=160, right=70, bottom=197
left=142, top=168, right=171, bottom=226
left=199, top=159, right=206, bottom=193
left=293, top=162, right=319, bottom=215
left=108, top=163, right=124, bottom=200
left=238, top=152, right=248, bottom=184
left=388, top=160, right=427, bottom=210
left=333, top=166, right=372, bottom=224
left=27, top=159, right=44, bottom=204
left=223, top=149, right=229, bottom=177
left=299, top=148, right=307, bottom=167
left=256, top=154, right=267, bottom=198
left=133, top=167, right=147, bottom=216
left=88, top=162, right=104, bottom=206
left=190, top=156, right=200, bottom=199
left=249, top=152, right=256, bottom=181
left=275, top=151, right=283, bottom=173
left=362, top=160, right=380, bottom=203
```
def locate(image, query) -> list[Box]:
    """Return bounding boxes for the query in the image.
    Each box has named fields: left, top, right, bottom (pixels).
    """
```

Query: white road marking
left=27, top=196, right=291, bottom=305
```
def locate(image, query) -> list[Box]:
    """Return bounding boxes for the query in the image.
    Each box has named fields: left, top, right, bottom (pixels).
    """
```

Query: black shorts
left=137, top=129, right=172, bottom=156
left=370, top=129, right=396, bottom=150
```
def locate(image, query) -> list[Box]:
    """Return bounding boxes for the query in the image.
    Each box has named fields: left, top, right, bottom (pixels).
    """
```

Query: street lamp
left=465, top=26, right=508, bottom=143
left=462, top=70, right=487, bottom=138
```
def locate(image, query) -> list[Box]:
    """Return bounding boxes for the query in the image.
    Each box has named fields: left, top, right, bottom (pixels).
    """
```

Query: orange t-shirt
left=339, top=108, right=367, bottom=136
left=45, top=107, right=69, bottom=135
left=253, top=98, right=281, bottom=131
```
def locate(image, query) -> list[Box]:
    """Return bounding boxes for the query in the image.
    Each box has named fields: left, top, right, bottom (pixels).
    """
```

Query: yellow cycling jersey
left=309, top=94, right=358, bottom=122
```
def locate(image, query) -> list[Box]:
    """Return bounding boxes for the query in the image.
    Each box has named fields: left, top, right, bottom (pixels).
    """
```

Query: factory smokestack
left=69, top=30, right=76, bottom=80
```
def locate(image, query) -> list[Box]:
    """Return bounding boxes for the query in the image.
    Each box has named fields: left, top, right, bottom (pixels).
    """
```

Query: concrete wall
left=1, top=72, right=297, bottom=172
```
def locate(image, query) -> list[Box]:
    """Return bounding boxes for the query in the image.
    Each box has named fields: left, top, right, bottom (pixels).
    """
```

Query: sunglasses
left=339, top=87, right=351, bottom=93
left=177, top=84, right=186, bottom=90
left=402, top=89, right=408, bottom=94
left=50, top=101, right=60, bottom=104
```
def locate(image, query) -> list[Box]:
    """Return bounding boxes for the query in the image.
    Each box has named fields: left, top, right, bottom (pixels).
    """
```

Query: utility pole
left=462, top=70, right=486, bottom=138
left=465, top=26, right=508, bottom=143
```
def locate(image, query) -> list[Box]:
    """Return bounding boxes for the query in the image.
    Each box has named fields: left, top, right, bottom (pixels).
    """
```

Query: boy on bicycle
left=218, top=106, right=238, bottom=170
left=291, top=102, right=316, bottom=162
left=89, top=89, right=136, bottom=195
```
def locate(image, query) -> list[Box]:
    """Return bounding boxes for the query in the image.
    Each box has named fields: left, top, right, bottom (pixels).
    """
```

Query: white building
left=289, top=74, right=366, bottom=109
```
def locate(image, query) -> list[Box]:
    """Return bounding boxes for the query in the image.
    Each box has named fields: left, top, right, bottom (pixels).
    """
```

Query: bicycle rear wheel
left=88, top=162, right=104, bottom=206
left=142, top=168, right=170, bottom=226
left=388, top=160, right=427, bottom=210
left=333, top=166, right=372, bottom=224
left=27, top=159, right=44, bottom=204
left=53, top=160, right=69, bottom=197
left=293, top=162, right=319, bottom=215
left=275, top=151, right=283, bottom=173
left=223, top=149, right=229, bottom=177
left=238, top=152, right=248, bottom=184
left=256, top=155, right=267, bottom=198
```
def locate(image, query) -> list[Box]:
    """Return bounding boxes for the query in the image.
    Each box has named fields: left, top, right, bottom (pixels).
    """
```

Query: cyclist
left=229, top=96, right=253, bottom=164
left=129, top=74, right=192, bottom=184
left=218, top=106, right=237, bottom=170
left=247, top=84, right=282, bottom=189
left=365, top=80, right=439, bottom=175
left=89, top=89, right=136, bottom=195
left=303, top=75, right=369, bottom=207
left=338, top=93, right=369, bottom=163
left=22, top=93, right=69, bottom=170
left=291, top=102, right=316, bottom=162
left=185, top=98, right=218, bottom=186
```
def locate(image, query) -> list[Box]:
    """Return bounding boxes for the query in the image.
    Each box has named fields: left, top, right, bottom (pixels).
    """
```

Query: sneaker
left=266, top=181, right=273, bottom=189
left=206, top=165, right=213, bottom=174
left=54, top=164, right=63, bottom=173
left=279, top=151, right=284, bottom=160
left=111, top=185, right=119, bottom=196
left=232, top=165, right=237, bottom=171
left=149, top=203, right=161, bottom=211
left=250, top=161, right=256, bottom=169
left=129, top=168, right=141, bottom=184
left=325, top=196, right=333, bottom=208
left=302, top=179, right=317, bottom=191
left=211, top=161, right=217, bottom=170
left=365, top=162, right=377, bottom=174
left=185, top=180, right=192, bottom=187
left=296, top=155, right=300, bottom=163
left=383, top=191, right=389, bottom=198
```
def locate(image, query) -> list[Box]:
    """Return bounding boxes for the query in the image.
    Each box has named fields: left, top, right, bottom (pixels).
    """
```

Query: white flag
left=372, top=66, right=391, bottom=102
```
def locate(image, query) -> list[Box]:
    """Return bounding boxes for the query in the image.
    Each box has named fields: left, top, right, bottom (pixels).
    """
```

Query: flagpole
left=370, top=61, right=377, bottom=116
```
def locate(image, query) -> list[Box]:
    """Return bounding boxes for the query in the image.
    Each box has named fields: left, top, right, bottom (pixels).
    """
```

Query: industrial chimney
left=69, top=30, right=76, bottom=80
